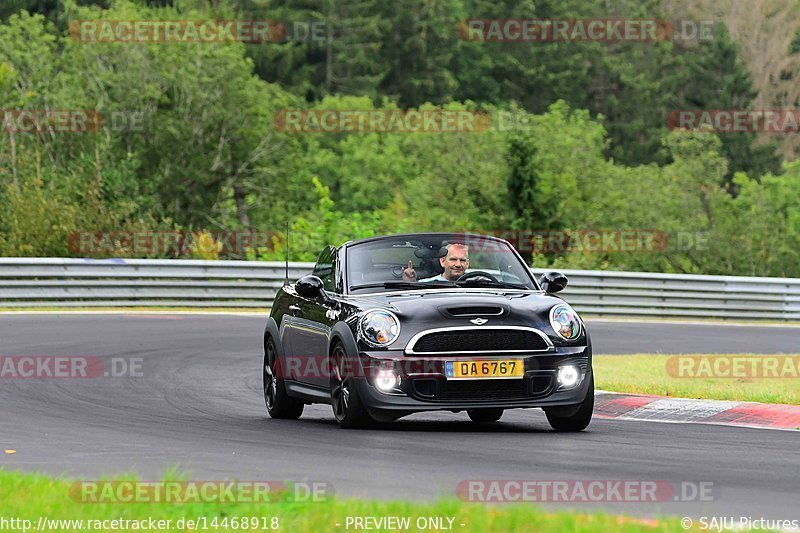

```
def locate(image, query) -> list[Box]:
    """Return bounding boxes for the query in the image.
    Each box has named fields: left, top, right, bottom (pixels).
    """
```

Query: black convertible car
left=263, top=233, right=593, bottom=430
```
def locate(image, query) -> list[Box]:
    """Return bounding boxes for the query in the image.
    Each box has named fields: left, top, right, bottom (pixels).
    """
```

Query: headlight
left=374, top=369, right=400, bottom=392
left=358, top=309, right=400, bottom=347
left=549, top=304, right=581, bottom=341
left=557, top=365, right=581, bottom=388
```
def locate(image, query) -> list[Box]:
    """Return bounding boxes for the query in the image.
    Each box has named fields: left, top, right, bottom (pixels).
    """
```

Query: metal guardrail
left=544, top=269, right=800, bottom=320
left=0, top=258, right=798, bottom=320
left=0, top=258, right=307, bottom=309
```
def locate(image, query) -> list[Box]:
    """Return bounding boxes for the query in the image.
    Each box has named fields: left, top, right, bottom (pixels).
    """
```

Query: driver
left=402, top=243, right=469, bottom=283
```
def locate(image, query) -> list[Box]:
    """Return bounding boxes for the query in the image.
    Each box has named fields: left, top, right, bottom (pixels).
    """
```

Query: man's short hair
left=444, top=242, right=468, bottom=255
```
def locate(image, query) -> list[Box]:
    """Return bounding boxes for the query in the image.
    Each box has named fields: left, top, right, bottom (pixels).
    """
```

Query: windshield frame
left=343, top=233, right=541, bottom=295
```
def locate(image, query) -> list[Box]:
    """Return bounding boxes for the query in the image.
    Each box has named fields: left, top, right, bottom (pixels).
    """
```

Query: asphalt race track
left=1, top=314, right=798, bottom=520
left=589, top=319, right=800, bottom=355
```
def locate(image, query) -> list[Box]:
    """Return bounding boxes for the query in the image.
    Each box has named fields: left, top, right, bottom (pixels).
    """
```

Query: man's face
left=440, top=244, right=469, bottom=281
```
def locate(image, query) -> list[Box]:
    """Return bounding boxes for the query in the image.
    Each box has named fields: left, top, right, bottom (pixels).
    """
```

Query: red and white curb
left=595, top=391, right=800, bottom=431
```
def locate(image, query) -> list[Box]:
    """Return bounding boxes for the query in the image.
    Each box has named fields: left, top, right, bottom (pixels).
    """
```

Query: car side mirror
left=296, top=275, right=325, bottom=299
left=539, top=271, right=568, bottom=294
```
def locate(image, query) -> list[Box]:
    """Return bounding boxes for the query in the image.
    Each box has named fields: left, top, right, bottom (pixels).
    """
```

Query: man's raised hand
left=402, top=261, right=417, bottom=282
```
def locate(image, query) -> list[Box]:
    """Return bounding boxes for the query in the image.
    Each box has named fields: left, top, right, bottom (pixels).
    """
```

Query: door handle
left=288, top=304, right=301, bottom=312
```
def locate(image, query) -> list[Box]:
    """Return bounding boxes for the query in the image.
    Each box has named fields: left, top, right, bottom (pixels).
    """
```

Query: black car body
left=263, top=233, right=593, bottom=430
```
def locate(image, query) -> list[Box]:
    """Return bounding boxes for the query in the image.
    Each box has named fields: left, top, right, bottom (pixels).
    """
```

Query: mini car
left=262, top=233, right=593, bottom=430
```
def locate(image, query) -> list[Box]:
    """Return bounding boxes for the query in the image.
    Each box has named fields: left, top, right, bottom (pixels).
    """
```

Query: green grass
left=594, top=354, right=800, bottom=405
left=0, top=469, right=688, bottom=532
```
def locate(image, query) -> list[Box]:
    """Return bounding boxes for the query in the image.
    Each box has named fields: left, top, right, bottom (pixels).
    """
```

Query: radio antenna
left=284, top=221, right=290, bottom=286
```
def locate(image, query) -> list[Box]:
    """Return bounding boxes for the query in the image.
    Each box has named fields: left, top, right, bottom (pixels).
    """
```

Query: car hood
left=345, top=289, right=571, bottom=344
left=349, top=289, right=561, bottom=311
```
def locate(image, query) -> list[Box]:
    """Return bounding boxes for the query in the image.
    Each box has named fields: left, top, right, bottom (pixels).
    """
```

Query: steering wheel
left=456, top=270, right=499, bottom=283
left=391, top=265, right=404, bottom=279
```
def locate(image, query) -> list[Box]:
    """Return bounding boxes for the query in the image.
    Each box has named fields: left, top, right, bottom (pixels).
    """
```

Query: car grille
left=437, top=379, right=531, bottom=402
left=439, top=379, right=530, bottom=401
left=411, top=373, right=556, bottom=402
left=408, top=328, right=550, bottom=354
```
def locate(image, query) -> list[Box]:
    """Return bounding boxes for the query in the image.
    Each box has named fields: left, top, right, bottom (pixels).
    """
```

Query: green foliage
left=0, top=1, right=798, bottom=279
left=249, top=176, right=381, bottom=261
left=0, top=176, right=78, bottom=256
left=507, top=101, right=609, bottom=233
left=676, top=22, right=781, bottom=182
left=712, top=165, right=800, bottom=277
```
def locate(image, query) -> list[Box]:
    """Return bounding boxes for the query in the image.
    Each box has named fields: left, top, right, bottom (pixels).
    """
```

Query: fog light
left=557, top=365, right=580, bottom=388
left=375, top=369, right=398, bottom=392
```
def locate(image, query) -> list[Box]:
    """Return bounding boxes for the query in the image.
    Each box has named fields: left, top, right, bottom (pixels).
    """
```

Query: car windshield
left=347, top=234, right=537, bottom=293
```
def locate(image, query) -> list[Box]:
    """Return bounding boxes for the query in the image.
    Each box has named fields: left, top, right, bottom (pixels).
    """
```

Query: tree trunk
left=325, top=0, right=334, bottom=92
left=8, top=130, right=18, bottom=190
left=234, top=183, right=250, bottom=228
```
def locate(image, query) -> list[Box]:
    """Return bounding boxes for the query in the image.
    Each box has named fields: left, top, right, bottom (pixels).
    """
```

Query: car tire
left=330, top=342, right=374, bottom=429
left=263, top=337, right=304, bottom=419
left=467, top=408, right=504, bottom=422
left=544, top=374, right=594, bottom=432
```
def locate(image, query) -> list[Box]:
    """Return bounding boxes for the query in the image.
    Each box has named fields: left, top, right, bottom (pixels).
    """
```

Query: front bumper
left=353, top=346, right=592, bottom=416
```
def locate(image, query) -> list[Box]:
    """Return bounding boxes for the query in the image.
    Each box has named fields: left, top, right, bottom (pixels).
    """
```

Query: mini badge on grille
left=469, top=318, right=488, bottom=325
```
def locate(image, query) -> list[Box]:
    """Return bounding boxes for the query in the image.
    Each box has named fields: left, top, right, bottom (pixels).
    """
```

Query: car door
left=291, top=246, right=339, bottom=387
left=275, top=283, right=300, bottom=381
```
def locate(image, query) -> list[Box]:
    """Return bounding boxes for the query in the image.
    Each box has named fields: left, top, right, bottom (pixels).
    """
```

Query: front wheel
left=544, top=374, right=594, bottom=432
left=263, top=337, right=304, bottom=419
left=330, top=343, right=374, bottom=429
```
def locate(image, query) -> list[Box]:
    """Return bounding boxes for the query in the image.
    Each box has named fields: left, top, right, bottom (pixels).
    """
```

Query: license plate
left=445, top=359, right=524, bottom=379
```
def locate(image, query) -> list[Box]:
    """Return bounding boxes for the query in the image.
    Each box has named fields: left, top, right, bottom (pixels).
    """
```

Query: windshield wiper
left=350, top=281, right=457, bottom=291
left=456, top=280, right=529, bottom=290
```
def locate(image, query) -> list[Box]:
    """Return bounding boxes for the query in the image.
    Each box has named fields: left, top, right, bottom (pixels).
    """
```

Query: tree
left=506, top=101, right=608, bottom=236
left=231, top=0, right=387, bottom=101
left=674, top=22, right=781, bottom=185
